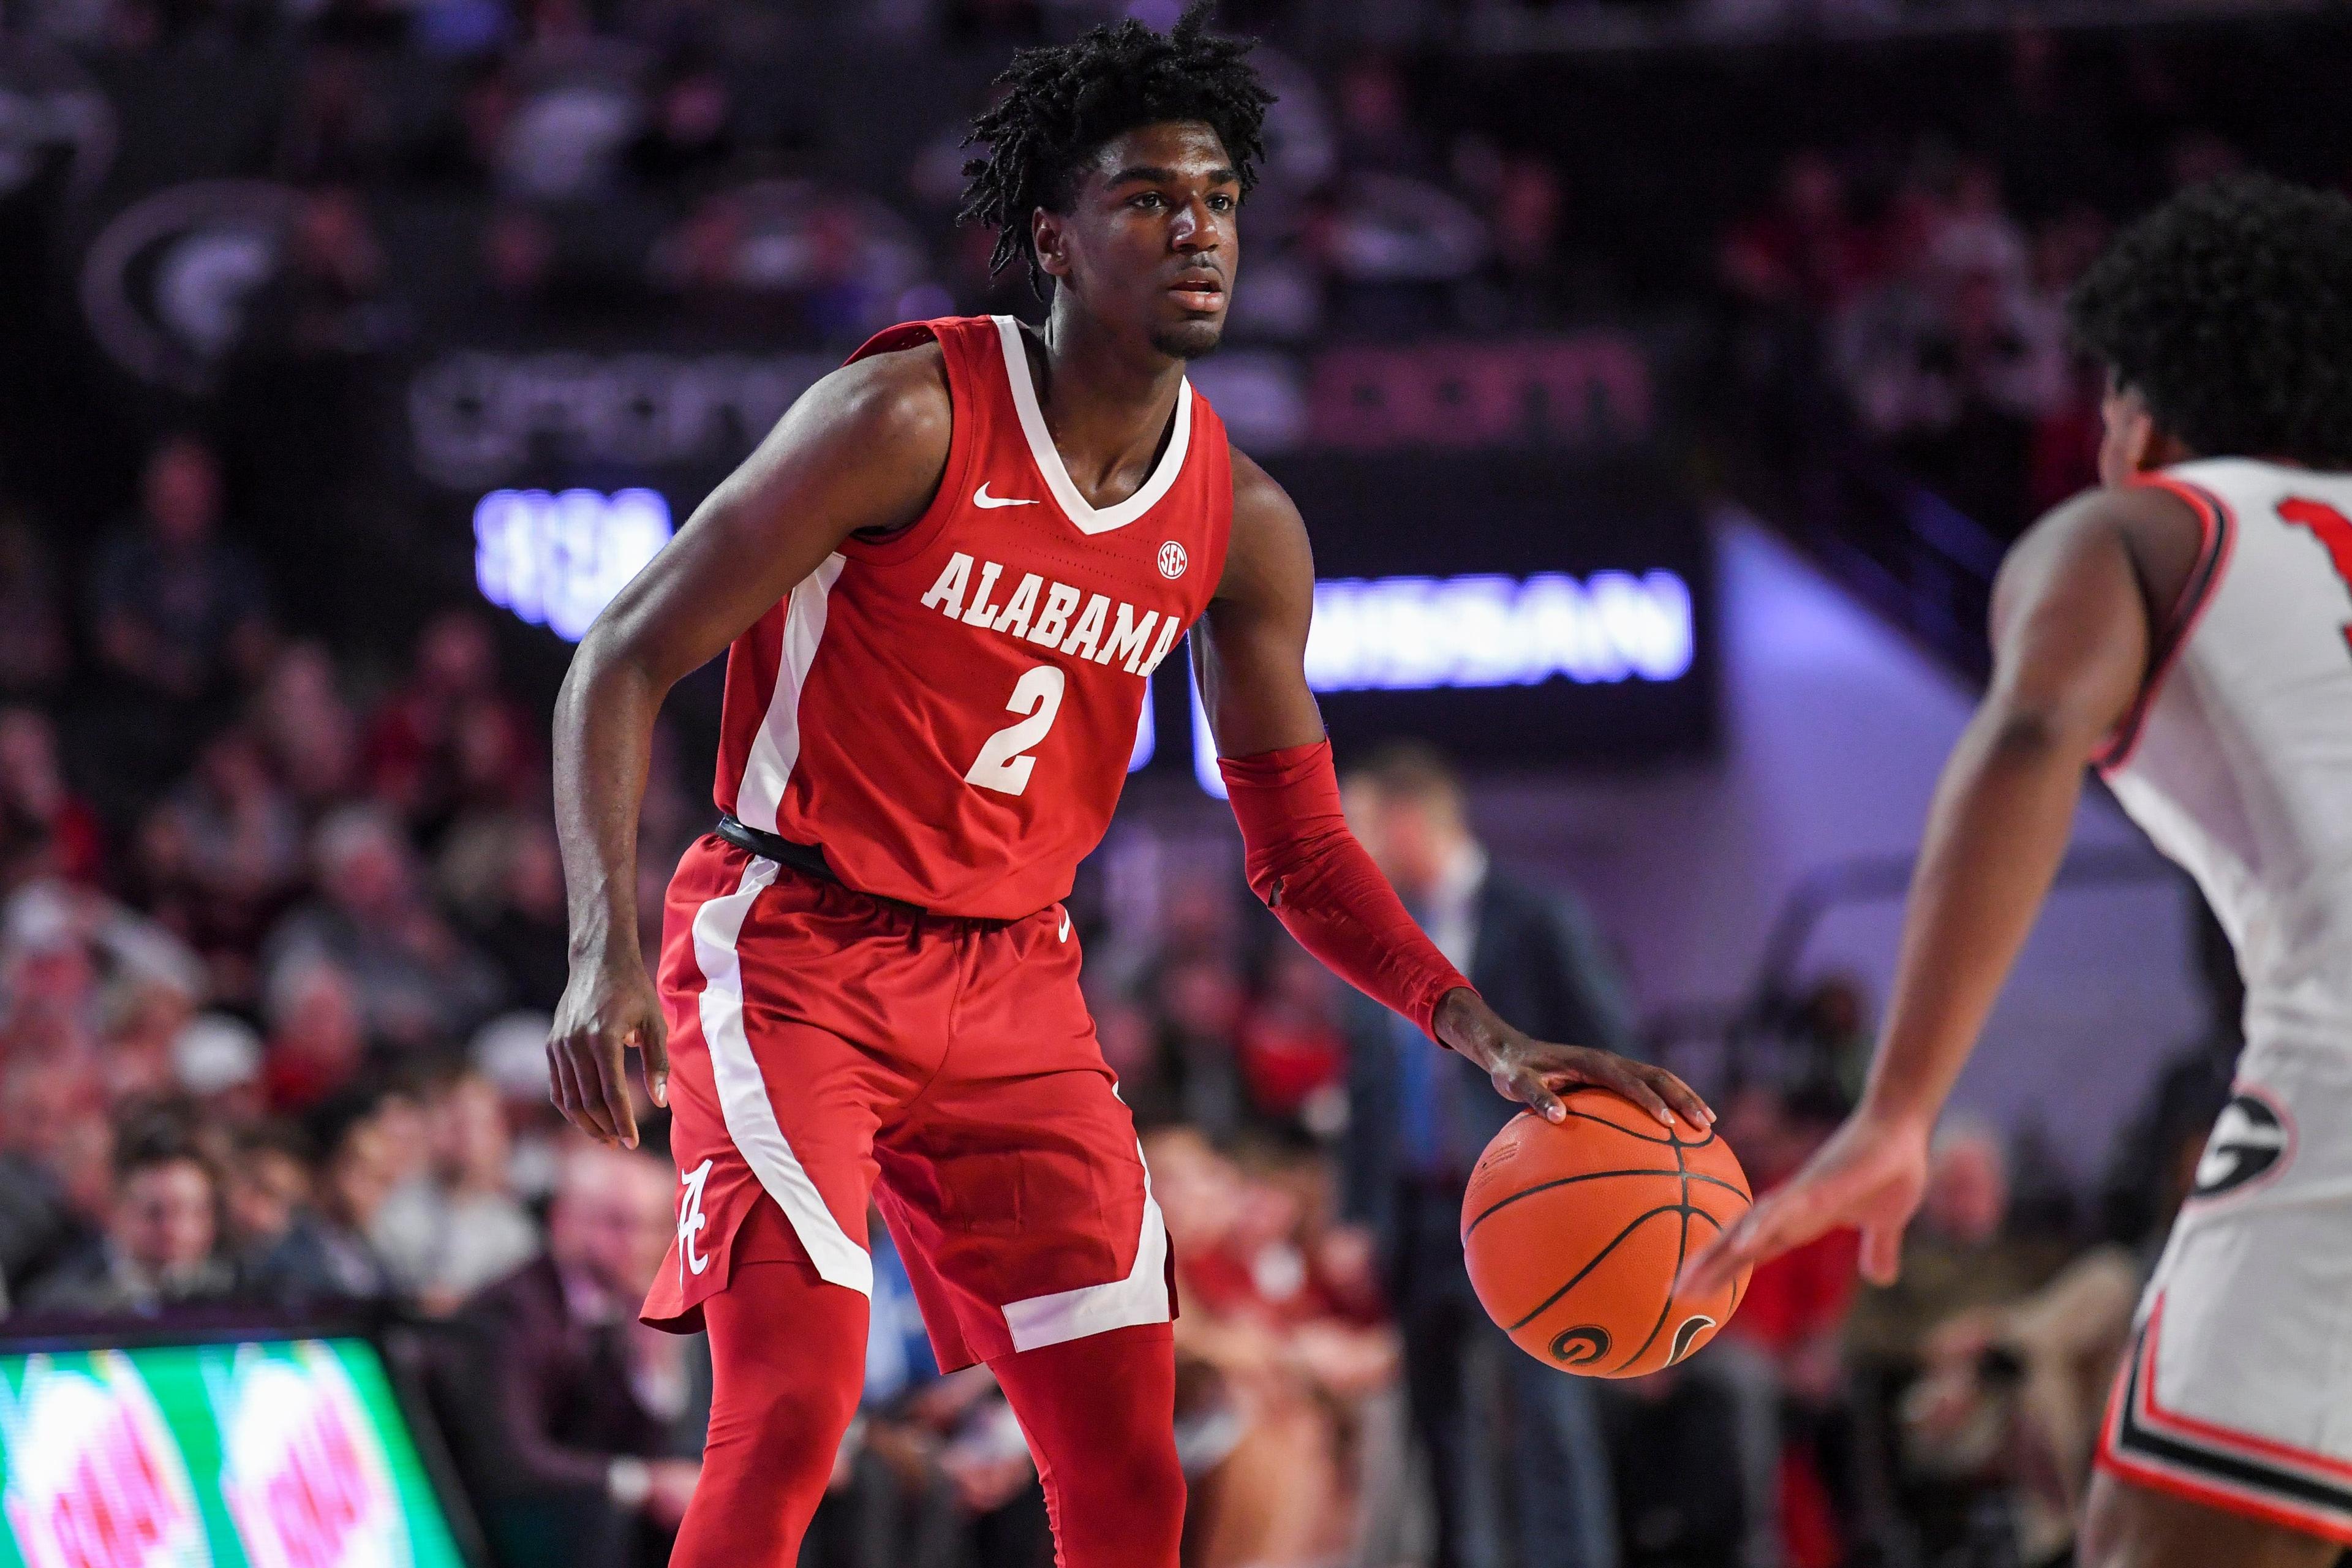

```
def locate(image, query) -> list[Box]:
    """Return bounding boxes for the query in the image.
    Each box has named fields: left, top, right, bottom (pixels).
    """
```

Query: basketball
left=1460, top=1088, right=1754, bottom=1378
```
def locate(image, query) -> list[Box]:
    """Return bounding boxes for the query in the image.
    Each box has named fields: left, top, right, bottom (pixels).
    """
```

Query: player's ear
left=1032, top=208, right=1073, bottom=281
left=2097, top=380, right=2165, bottom=486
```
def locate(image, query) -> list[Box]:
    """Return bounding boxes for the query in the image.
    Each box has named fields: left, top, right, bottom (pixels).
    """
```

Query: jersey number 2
left=965, top=665, right=1066, bottom=796
left=2278, top=497, right=2352, bottom=657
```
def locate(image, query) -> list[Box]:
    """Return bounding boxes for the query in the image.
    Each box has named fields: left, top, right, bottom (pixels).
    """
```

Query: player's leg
left=643, top=846, right=952, bottom=1563
left=986, top=1321, right=1187, bottom=1567
left=669, top=1253, right=870, bottom=1568
left=2086, top=1055, right=2352, bottom=1568
left=2079, top=1468, right=2339, bottom=1568
left=875, top=902, right=1188, bottom=1566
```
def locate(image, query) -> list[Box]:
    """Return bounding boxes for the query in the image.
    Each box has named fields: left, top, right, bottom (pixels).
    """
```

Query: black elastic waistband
left=714, top=815, right=841, bottom=884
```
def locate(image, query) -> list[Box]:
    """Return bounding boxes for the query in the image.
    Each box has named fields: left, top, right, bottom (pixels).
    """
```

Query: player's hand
left=1681, top=1105, right=1931, bottom=1297
left=548, top=947, right=668, bottom=1149
left=1434, top=989, right=1713, bottom=1131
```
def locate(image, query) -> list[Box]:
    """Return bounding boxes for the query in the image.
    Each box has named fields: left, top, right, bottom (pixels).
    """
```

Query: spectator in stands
left=0, top=706, right=104, bottom=891
left=86, top=434, right=272, bottom=705
left=221, top=1119, right=313, bottom=1268
left=1337, top=742, right=1627, bottom=1568
left=22, top=1112, right=235, bottom=1317
left=0, top=514, right=69, bottom=699
left=261, top=954, right=368, bottom=1112
left=0, top=1056, right=104, bottom=1313
left=263, top=805, right=502, bottom=1047
left=246, top=1080, right=404, bottom=1306
left=456, top=818, right=573, bottom=1011
left=1152, top=1129, right=1401, bottom=1568
left=374, top=1063, right=539, bottom=1314
left=460, top=1145, right=701, bottom=1568
left=365, top=612, right=536, bottom=837
left=1719, top=150, right=1872, bottom=315
left=249, top=643, right=360, bottom=815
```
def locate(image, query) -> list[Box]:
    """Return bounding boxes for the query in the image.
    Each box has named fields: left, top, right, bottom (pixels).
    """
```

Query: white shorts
left=2096, top=1041, right=2352, bottom=1546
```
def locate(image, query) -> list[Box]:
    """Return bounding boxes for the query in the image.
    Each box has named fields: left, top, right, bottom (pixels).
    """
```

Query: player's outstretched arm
left=1684, top=486, right=2185, bottom=1294
left=546, top=348, right=954, bottom=1148
left=1199, top=451, right=1710, bottom=1131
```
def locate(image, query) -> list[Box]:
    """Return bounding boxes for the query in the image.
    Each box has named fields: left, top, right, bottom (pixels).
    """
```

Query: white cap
left=173, top=1012, right=264, bottom=1096
left=472, top=1009, right=555, bottom=1098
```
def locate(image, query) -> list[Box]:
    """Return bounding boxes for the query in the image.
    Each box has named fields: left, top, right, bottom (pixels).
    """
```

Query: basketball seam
left=1557, top=1092, right=1721, bottom=1151
left=1504, top=1200, right=1713, bottom=1334
left=1461, top=1167, right=1748, bottom=1241
left=1610, top=1134, right=1692, bottom=1373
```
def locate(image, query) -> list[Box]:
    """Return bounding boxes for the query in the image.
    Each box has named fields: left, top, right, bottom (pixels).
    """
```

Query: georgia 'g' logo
left=1548, top=1325, right=1610, bottom=1367
left=80, top=179, right=298, bottom=392
left=2191, top=1092, right=2291, bottom=1200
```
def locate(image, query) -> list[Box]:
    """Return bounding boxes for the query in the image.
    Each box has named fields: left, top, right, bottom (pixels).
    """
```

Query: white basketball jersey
left=2099, top=458, right=2352, bottom=1052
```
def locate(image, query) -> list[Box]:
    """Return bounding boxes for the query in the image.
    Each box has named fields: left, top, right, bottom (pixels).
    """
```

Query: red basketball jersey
left=712, top=315, right=1234, bottom=920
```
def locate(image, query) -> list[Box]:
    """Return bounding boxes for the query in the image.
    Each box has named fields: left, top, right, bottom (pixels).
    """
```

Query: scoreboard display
left=0, top=1336, right=473, bottom=1568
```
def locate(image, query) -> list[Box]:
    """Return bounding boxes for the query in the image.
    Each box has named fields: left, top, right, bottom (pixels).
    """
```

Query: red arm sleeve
left=1219, top=739, right=1476, bottom=1043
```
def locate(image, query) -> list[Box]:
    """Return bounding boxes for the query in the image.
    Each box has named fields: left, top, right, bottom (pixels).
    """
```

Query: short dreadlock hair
left=2069, top=175, right=2352, bottom=468
left=959, top=2, right=1272, bottom=296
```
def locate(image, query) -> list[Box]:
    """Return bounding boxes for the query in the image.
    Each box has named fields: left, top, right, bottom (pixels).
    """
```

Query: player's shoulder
left=1229, top=444, right=1303, bottom=532
left=800, top=337, right=954, bottom=460
left=2018, top=477, right=2205, bottom=564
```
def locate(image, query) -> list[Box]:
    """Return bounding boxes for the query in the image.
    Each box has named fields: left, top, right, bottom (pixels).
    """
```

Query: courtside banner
left=0, top=1338, right=469, bottom=1568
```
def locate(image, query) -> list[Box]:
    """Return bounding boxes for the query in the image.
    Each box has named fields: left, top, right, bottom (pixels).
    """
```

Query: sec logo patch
left=1157, top=541, right=1188, bottom=579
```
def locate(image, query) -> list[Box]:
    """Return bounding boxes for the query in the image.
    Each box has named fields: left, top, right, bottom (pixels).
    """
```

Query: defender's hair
left=957, top=2, right=1272, bottom=295
left=2070, top=175, right=2352, bottom=467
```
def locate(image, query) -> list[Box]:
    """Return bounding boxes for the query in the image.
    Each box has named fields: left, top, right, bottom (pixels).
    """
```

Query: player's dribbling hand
left=547, top=949, right=669, bottom=1149
left=1433, top=989, right=1714, bottom=1132
left=1679, top=1105, right=1931, bottom=1297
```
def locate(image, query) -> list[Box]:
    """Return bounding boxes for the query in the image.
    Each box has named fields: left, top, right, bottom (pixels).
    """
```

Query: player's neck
left=1031, top=308, right=1188, bottom=500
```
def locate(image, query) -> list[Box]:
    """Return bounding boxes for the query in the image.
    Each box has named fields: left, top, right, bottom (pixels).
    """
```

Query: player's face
left=1035, top=121, right=1240, bottom=360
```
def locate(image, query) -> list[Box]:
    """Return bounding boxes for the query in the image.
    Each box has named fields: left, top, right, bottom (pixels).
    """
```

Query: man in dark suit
left=454, top=1145, right=707, bottom=1568
left=1339, top=744, right=1631, bottom=1568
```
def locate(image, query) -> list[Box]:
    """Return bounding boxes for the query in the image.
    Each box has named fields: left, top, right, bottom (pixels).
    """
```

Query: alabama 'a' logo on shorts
left=2190, top=1090, right=2293, bottom=1200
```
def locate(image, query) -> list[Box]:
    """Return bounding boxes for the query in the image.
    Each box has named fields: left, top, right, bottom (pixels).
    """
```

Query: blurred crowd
left=0, top=436, right=2244, bottom=1566
left=1709, top=24, right=2305, bottom=536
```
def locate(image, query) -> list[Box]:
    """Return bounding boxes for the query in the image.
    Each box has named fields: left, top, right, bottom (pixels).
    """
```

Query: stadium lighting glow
left=1303, top=571, right=1694, bottom=690
left=1129, top=691, right=1155, bottom=773
left=474, top=488, right=676, bottom=642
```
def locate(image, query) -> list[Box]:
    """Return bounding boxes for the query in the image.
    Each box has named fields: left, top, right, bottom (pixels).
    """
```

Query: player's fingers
left=1860, top=1221, right=1904, bottom=1287
left=550, top=1044, right=606, bottom=1141
left=1645, top=1065, right=1714, bottom=1129
left=597, top=1039, right=640, bottom=1149
left=641, top=1014, right=671, bottom=1109
left=1504, top=1070, right=1567, bottom=1123
left=1593, top=1058, right=1675, bottom=1126
left=1679, top=1229, right=1743, bottom=1297
left=564, top=1038, right=619, bottom=1141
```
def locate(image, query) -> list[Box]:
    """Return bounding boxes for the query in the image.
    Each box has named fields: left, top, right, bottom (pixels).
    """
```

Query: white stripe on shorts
left=999, top=1147, right=1172, bottom=1353
left=692, top=854, right=873, bottom=1295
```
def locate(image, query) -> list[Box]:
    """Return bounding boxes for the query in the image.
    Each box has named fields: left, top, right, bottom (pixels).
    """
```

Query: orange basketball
left=1460, top=1088, right=1753, bottom=1378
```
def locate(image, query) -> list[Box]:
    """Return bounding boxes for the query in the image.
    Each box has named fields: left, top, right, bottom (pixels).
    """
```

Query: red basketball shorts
left=640, top=835, right=1174, bottom=1371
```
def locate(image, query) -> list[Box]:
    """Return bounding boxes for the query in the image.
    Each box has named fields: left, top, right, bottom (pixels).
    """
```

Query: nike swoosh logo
left=1058, top=912, right=1071, bottom=942
left=974, top=483, right=1038, bottom=510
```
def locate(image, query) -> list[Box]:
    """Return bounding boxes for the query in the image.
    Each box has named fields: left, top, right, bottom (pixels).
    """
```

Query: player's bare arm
left=1685, top=481, right=2200, bottom=1292
left=547, top=347, right=954, bottom=1148
left=1199, top=448, right=1711, bottom=1131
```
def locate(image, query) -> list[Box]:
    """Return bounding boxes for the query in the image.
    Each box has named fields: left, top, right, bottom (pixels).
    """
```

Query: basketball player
left=544, top=10, right=1709, bottom=1565
left=1687, top=176, right=2352, bottom=1567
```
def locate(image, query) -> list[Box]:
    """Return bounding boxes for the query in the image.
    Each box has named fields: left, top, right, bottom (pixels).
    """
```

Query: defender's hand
left=1433, top=989, right=1713, bottom=1131
left=1681, top=1106, right=1930, bottom=1296
left=548, top=949, right=669, bottom=1148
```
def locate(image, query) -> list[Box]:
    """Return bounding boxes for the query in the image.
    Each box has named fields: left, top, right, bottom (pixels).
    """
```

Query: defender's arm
left=1197, top=451, right=1709, bottom=1128
left=1686, top=484, right=2187, bottom=1291
left=549, top=349, right=953, bottom=1146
